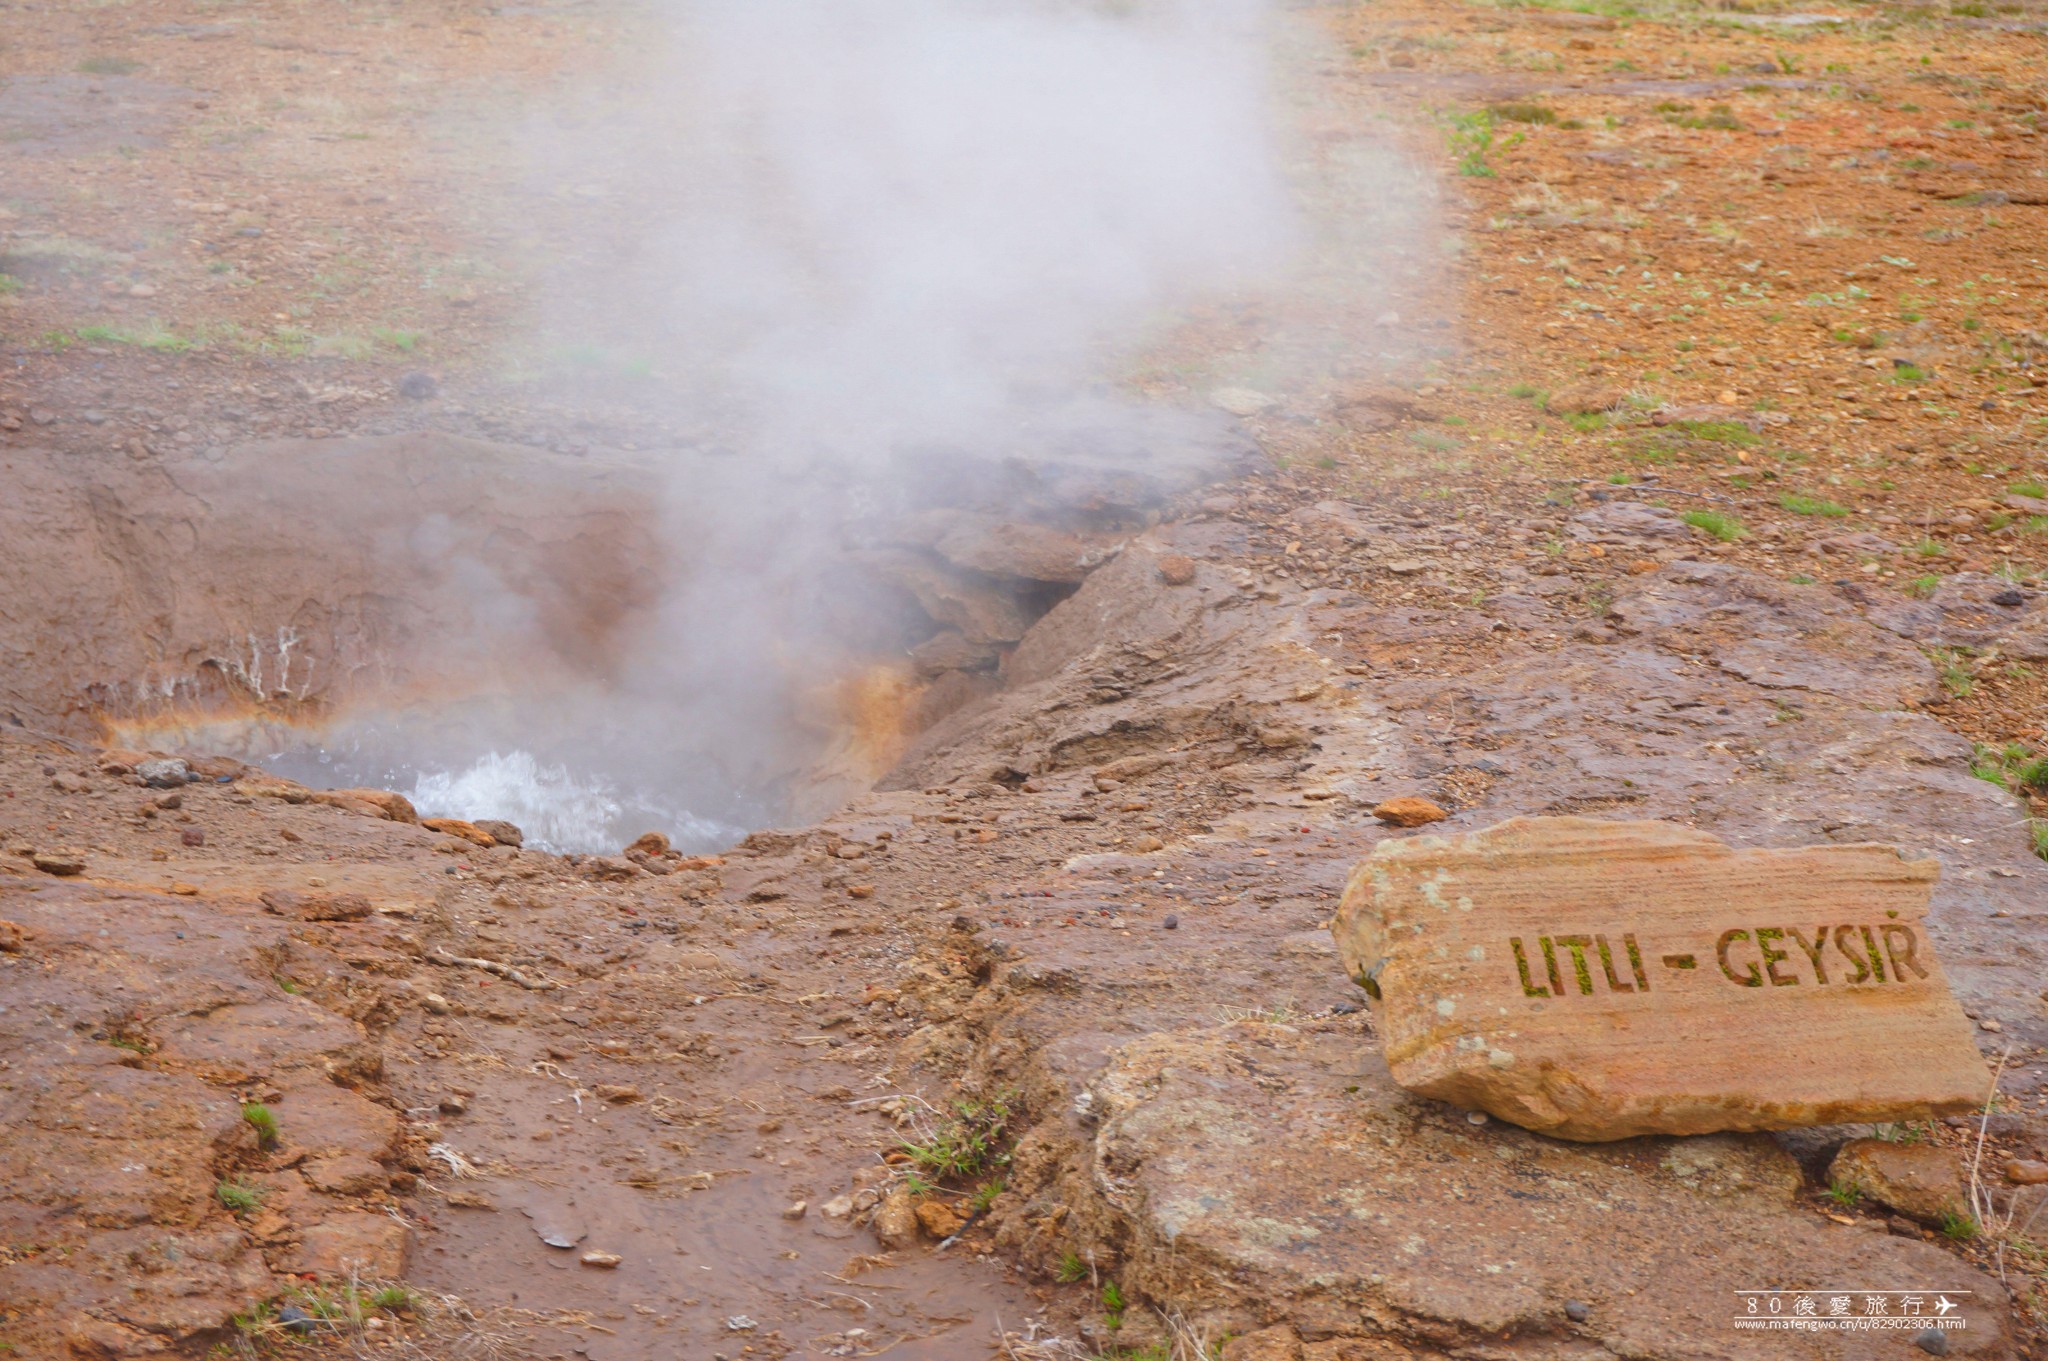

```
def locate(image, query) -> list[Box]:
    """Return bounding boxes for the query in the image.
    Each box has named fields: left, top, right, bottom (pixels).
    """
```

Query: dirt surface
left=4, top=0, right=2048, bottom=1359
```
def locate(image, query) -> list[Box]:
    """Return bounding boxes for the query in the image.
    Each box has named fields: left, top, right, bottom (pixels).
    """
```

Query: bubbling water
left=257, top=708, right=760, bottom=857
left=408, top=750, right=742, bottom=855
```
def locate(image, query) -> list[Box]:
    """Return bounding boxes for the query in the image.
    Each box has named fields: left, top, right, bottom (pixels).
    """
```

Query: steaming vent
left=0, top=0, right=1353, bottom=850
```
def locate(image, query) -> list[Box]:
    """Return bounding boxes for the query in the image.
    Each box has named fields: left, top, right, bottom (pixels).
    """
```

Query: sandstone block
left=1331, top=817, right=1991, bottom=1140
left=1829, top=1139, right=1966, bottom=1225
left=286, top=1213, right=407, bottom=1279
left=1222, top=1326, right=1303, bottom=1361
left=302, top=1154, right=387, bottom=1197
left=260, top=888, right=372, bottom=922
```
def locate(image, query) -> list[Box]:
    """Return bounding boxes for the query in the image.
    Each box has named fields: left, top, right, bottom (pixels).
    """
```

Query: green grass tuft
left=1671, top=419, right=1760, bottom=446
left=215, top=1180, right=263, bottom=1216
left=241, top=1102, right=279, bottom=1150
left=1779, top=493, right=1849, bottom=517
left=1680, top=509, right=1745, bottom=542
left=898, top=1091, right=1015, bottom=1184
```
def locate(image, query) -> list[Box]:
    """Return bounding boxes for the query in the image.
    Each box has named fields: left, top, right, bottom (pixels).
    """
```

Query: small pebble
left=180, top=828, right=205, bottom=848
left=1912, top=1326, right=1949, bottom=1356
left=580, top=1250, right=622, bottom=1269
left=1162, top=914, right=1178, bottom=930
left=1466, top=1111, right=1488, bottom=1126
left=1564, top=1300, right=1590, bottom=1323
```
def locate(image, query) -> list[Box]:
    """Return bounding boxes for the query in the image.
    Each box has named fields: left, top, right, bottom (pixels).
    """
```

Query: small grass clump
left=1680, top=509, right=1745, bottom=542
left=1823, top=1180, right=1862, bottom=1208
left=369, top=1285, right=417, bottom=1313
left=1941, top=1210, right=1979, bottom=1241
left=1931, top=648, right=1975, bottom=698
left=72, top=322, right=195, bottom=353
left=1487, top=101, right=1557, bottom=125
left=1969, top=742, right=2048, bottom=794
left=241, top=1102, right=280, bottom=1150
left=1890, top=362, right=1928, bottom=384
left=2030, top=821, right=2048, bottom=863
left=1654, top=99, right=1741, bottom=131
left=1056, top=1250, right=1089, bottom=1284
left=1443, top=108, right=1520, bottom=178
left=899, top=1091, right=1015, bottom=1184
left=1101, top=1281, right=1128, bottom=1329
left=1671, top=418, right=1760, bottom=446
left=1907, top=574, right=1941, bottom=599
left=1779, top=492, right=1849, bottom=517
left=77, top=55, right=143, bottom=75
left=215, top=1180, right=263, bottom=1216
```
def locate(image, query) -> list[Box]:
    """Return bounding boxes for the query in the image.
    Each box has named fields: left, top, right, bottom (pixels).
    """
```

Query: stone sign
left=1330, top=816, right=1993, bottom=1141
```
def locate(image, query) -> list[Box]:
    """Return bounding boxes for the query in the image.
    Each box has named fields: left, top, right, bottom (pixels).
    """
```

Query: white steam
left=269, top=1, right=1409, bottom=852
left=537, top=0, right=1295, bottom=445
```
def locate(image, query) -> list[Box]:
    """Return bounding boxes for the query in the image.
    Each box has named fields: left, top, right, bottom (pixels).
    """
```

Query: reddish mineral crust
left=1331, top=816, right=1993, bottom=1141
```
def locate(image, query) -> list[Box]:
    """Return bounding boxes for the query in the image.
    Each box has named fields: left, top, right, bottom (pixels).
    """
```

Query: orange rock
left=1332, top=817, right=1992, bottom=1141
left=238, top=773, right=312, bottom=804
left=625, top=831, right=670, bottom=857
left=913, top=1198, right=964, bottom=1239
left=1370, top=797, right=1448, bottom=827
left=421, top=818, right=496, bottom=847
left=1829, top=1139, right=1965, bottom=1225
left=2004, top=1159, right=2048, bottom=1186
left=313, top=788, right=417, bottom=823
left=0, top=919, right=28, bottom=952
left=1157, top=554, right=1198, bottom=586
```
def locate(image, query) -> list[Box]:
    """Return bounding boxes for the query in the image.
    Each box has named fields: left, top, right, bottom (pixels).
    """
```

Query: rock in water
left=1330, top=816, right=1991, bottom=1141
